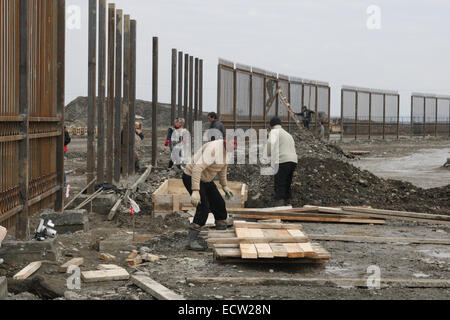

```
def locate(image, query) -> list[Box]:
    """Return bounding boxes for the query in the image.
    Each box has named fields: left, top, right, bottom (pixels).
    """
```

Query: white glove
left=223, top=187, right=234, bottom=200
left=191, top=191, right=201, bottom=207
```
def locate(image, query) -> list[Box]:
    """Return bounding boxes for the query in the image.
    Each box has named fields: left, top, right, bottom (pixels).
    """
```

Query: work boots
left=187, top=224, right=207, bottom=251
left=215, top=220, right=228, bottom=231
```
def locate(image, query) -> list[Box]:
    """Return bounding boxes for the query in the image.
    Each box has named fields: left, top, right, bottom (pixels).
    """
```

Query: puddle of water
left=354, top=148, right=450, bottom=189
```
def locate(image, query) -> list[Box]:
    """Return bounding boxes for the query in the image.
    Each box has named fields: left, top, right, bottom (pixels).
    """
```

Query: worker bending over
left=182, top=137, right=238, bottom=250
left=267, top=117, right=298, bottom=207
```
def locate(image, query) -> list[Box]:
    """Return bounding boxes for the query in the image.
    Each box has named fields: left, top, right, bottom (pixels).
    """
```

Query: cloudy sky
left=65, top=0, right=450, bottom=117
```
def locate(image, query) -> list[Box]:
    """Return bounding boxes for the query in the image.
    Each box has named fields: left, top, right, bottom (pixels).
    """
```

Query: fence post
left=382, top=94, right=386, bottom=140
left=194, top=57, right=199, bottom=121
left=55, top=0, right=66, bottom=213
left=16, top=0, right=30, bottom=240
left=368, top=93, right=372, bottom=140
left=423, top=97, right=426, bottom=138
left=87, top=0, right=97, bottom=194
left=184, top=53, right=189, bottom=124
left=435, top=97, right=438, bottom=137
left=152, top=37, right=159, bottom=167
left=106, top=3, right=115, bottom=184
left=233, top=67, right=237, bottom=130
left=97, top=0, right=106, bottom=184
left=178, top=51, right=183, bottom=118
left=410, top=95, right=413, bottom=137
left=340, top=89, right=344, bottom=141
left=250, top=72, right=254, bottom=129
left=397, top=95, right=400, bottom=140
left=189, top=56, right=194, bottom=133
left=129, top=19, right=137, bottom=176
left=114, top=9, right=123, bottom=183
left=327, top=86, right=331, bottom=140
left=355, top=91, right=358, bottom=140
left=199, top=59, right=203, bottom=119
left=217, top=64, right=222, bottom=117
left=171, top=49, right=177, bottom=125
left=121, top=15, right=130, bottom=178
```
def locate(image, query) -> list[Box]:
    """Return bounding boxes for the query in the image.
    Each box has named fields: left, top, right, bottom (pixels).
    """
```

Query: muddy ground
left=1, top=130, right=449, bottom=300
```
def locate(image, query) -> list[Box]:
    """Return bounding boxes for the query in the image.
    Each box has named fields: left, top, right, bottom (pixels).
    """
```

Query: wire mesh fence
left=411, top=93, right=450, bottom=137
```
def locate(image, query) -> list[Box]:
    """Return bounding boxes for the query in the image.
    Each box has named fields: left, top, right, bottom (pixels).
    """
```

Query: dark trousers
left=303, top=120, right=310, bottom=130
left=274, top=162, right=297, bottom=201
left=182, top=173, right=227, bottom=227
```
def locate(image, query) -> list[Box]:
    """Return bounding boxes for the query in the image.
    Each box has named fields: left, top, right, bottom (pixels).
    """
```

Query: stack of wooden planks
left=207, top=221, right=331, bottom=264
left=229, top=207, right=386, bottom=225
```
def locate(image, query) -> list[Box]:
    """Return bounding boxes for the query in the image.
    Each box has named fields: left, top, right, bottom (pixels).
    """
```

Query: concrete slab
left=72, top=194, right=118, bottom=215
left=0, top=277, right=7, bottom=300
left=40, top=209, right=89, bottom=233
left=0, top=238, right=60, bottom=265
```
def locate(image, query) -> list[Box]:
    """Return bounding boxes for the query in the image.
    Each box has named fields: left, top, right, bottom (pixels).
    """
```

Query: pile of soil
left=228, top=127, right=450, bottom=215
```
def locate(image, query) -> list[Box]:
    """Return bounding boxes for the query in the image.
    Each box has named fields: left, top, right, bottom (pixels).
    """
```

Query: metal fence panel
left=370, top=93, right=384, bottom=136
left=385, top=95, right=399, bottom=136
left=437, top=98, right=450, bottom=136
left=425, top=97, right=437, bottom=136
left=412, top=96, right=425, bottom=136
left=252, top=74, right=264, bottom=121
left=219, top=65, right=234, bottom=122
left=342, top=90, right=356, bottom=137
left=278, top=80, right=289, bottom=121
left=357, top=92, right=370, bottom=137
left=236, top=70, right=251, bottom=123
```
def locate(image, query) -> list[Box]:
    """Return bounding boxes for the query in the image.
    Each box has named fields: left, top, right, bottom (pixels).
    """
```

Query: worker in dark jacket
left=64, top=126, right=71, bottom=154
left=207, top=112, right=226, bottom=141
left=296, top=106, right=315, bottom=130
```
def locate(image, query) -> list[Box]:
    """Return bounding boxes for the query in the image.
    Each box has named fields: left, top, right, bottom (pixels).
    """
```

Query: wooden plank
left=269, top=243, right=289, bottom=258
left=60, top=258, right=84, bottom=273
left=186, top=277, right=450, bottom=288
left=284, top=243, right=304, bottom=258
left=207, top=236, right=309, bottom=245
left=247, top=228, right=264, bottom=239
left=233, top=221, right=303, bottom=230
left=339, top=210, right=450, bottom=225
left=274, top=229, right=291, bottom=238
left=81, top=268, right=129, bottom=283
left=240, top=243, right=258, bottom=259
left=97, top=264, right=122, bottom=270
left=342, top=207, right=450, bottom=221
left=234, top=214, right=385, bottom=225
left=297, top=243, right=317, bottom=258
left=13, top=262, right=42, bottom=280
left=287, top=229, right=305, bottom=238
left=132, top=275, right=185, bottom=300
left=309, top=234, right=450, bottom=245
left=235, top=227, right=249, bottom=239
left=255, top=243, right=274, bottom=258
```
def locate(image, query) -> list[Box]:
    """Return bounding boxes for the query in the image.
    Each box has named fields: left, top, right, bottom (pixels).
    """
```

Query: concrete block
left=0, top=238, right=61, bottom=265
left=0, top=277, right=7, bottom=300
left=40, top=209, right=89, bottom=233
left=73, top=194, right=118, bottom=215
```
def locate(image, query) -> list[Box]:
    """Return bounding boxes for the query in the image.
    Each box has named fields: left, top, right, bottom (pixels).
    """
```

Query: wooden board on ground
left=60, top=258, right=84, bottom=273
left=81, top=268, right=130, bottom=283
left=270, top=243, right=289, bottom=258
left=255, top=243, right=274, bottom=259
left=13, top=262, right=42, bottom=280
left=342, top=207, right=450, bottom=221
left=240, top=243, right=258, bottom=259
left=284, top=243, right=305, bottom=258
left=97, top=264, right=122, bottom=270
left=131, top=275, right=185, bottom=300
left=234, top=221, right=302, bottom=230
left=234, top=214, right=385, bottom=225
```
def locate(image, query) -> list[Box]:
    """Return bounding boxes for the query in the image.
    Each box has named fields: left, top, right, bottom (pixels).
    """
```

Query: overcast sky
left=65, top=0, right=450, bottom=117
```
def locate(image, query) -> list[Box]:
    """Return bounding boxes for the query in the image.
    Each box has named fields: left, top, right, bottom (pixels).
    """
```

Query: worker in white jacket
left=0, top=226, right=6, bottom=264
left=266, top=117, right=298, bottom=206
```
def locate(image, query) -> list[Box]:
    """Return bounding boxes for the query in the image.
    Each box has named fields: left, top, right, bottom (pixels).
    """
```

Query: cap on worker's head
left=269, top=117, right=282, bottom=127
left=178, top=118, right=185, bottom=124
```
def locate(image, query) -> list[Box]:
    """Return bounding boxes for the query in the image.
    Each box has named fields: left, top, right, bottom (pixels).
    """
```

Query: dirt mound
left=229, top=127, right=450, bottom=215
left=65, top=96, right=173, bottom=129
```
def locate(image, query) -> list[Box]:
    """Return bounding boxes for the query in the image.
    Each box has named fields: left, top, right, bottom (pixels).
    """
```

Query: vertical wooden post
left=217, top=64, right=222, bottom=117
left=128, top=19, right=137, bottom=175
left=382, top=93, right=386, bottom=140
left=55, top=0, right=66, bottom=213
left=171, top=49, right=177, bottom=125
left=233, top=67, right=237, bottom=130
left=355, top=91, right=358, bottom=140
left=106, top=3, right=115, bottom=183
left=184, top=53, right=189, bottom=124
left=87, top=0, right=97, bottom=194
left=17, top=0, right=30, bottom=240
left=194, top=57, right=199, bottom=121
left=368, top=93, right=372, bottom=140
left=97, top=0, right=106, bottom=184
left=340, top=89, right=344, bottom=141
left=199, top=59, right=203, bottom=119
left=178, top=51, right=183, bottom=118
left=152, top=37, right=159, bottom=167
left=113, top=10, right=123, bottom=183
left=121, top=15, right=130, bottom=178
left=188, top=56, right=194, bottom=133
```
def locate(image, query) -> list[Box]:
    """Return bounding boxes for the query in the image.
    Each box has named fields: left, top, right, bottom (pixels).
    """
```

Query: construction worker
left=297, top=106, right=315, bottom=130
left=164, top=118, right=188, bottom=169
left=207, top=112, right=226, bottom=141
left=182, top=137, right=238, bottom=251
left=64, top=126, right=71, bottom=185
left=318, top=120, right=325, bottom=140
left=0, top=226, right=6, bottom=265
left=135, top=122, right=144, bottom=171
left=267, top=117, right=298, bottom=207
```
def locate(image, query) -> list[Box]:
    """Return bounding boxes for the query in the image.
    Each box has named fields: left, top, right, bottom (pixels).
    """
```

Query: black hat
left=269, top=117, right=282, bottom=127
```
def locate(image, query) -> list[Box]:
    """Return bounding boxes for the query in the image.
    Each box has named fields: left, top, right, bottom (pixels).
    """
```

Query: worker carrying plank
left=182, top=137, right=238, bottom=251
left=266, top=117, right=298, bottom=207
